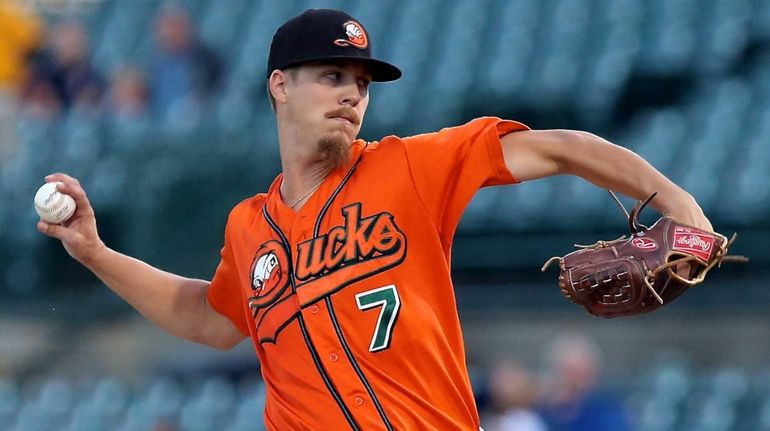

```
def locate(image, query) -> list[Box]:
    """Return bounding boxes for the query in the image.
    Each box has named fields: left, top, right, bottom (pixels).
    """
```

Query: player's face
left=283, top=61, right=372, bottom=165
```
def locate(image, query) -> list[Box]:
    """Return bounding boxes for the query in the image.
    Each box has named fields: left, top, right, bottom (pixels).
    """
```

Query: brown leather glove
left=542, top=193, right=744, bottom=318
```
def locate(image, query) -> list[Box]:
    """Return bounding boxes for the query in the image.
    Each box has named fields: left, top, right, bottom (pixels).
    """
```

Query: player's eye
left=324, top=71, right=341, bottom=81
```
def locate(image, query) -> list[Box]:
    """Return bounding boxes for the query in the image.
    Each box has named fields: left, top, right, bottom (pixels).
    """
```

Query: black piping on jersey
left=326, top=296, right=395, bottom=430
left=311, top=144, right=395, bottom=430
left=262, top=205, right=361, bottom=431
left=247, top=283, right=291, bottom=311
left=254, top=292, right=301, bottom=345
left=313, top=142, right=369, bottom=236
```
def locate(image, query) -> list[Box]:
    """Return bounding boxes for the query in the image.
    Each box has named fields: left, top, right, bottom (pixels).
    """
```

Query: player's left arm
left=500, top=129, right=713, bottom=231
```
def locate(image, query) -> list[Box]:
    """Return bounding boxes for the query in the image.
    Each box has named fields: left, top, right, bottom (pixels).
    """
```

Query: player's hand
left=660, top=194, right=714, bottom=279
left=36, top=173, right=106, bottom=265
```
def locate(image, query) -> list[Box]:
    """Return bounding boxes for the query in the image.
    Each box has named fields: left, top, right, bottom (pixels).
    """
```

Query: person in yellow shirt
left=0, top=0, right=43, bottom=165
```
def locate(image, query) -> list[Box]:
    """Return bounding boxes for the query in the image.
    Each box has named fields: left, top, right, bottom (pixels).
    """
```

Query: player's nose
left=339, top=83, right=363, bottom=107
left=339, top=94, right=360, bottom=107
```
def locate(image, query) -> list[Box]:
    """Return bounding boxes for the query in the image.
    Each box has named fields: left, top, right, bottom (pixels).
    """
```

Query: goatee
left=318, top=135, right=351, bottom=168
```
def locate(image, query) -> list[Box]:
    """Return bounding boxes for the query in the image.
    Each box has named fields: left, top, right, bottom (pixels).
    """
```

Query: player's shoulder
left=398, top=116, right=527, bottom=145
left=436, top=116, right=528, bottom=136
left=357, top=136, right=406, bottom=159
left=226, top=193, right=267, bottom=227
left=364, top=117, right=507, bottom=145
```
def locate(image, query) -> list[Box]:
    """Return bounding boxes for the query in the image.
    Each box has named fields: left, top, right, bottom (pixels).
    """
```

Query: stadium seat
left=198, top=0, right=251, bottom=62
left=637, top=398, right=679, bottom=431
left=0, top=379, right=18, bottom=430
left=92, top=0, right=159, bottom=74
left=215, top=89, right=257, bottom=134
left=12, top=378, right=74, bottom=431
left=751, top=0, right=770, bottom=41
left=679, top=394, right=737, bottom=431
left=689, top=0, right=749, bottom=74
left=180, top=377, right=236, bottom=431
left=490, top=179, right=555, bottom=232
left=480, top=0, right=538, bottom=97
left=230, top=0, right=297, bottom=93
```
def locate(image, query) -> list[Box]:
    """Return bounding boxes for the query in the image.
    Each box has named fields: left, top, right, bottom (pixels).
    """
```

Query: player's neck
left=278, top=143, right=334, bottom=210
left=279, top=166, right=331, bottom=211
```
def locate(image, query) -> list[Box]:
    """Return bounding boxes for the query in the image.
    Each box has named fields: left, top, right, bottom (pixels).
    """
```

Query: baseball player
left=39, top=9, right=713, bottom=430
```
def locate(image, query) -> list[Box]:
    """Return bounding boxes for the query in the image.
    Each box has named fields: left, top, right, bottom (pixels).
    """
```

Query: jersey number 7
left=355, top=285, right=401, bottom=352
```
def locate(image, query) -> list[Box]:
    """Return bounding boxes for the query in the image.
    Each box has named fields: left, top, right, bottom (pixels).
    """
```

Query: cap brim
left=277, top=56, right=402, bottom=82
left=360, top=58, right=402, bottom=82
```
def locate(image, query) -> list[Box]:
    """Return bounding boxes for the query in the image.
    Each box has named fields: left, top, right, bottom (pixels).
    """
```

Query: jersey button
left=354, top=396, right=364, bottom=406
left=310, top=305, right=320, bottom=314
left=329, top=353, right=339, bottom=362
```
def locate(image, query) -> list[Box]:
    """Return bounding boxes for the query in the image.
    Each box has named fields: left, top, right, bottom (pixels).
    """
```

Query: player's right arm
left=37, top=173, right=245, bottom=351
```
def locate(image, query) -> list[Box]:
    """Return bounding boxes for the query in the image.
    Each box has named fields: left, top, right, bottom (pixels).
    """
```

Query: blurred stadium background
left=1, top=0, right=769, bottom=430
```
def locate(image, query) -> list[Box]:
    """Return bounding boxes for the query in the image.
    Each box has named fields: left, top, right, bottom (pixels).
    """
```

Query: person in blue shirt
left=537, top=333, right=634, bottom=431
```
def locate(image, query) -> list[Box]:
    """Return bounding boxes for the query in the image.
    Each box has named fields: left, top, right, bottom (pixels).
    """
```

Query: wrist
left=656, top=191, right=712, bottom=231
left=79, top=240, right=109, bottom=268
left=652, top=188, right=695, bottom=217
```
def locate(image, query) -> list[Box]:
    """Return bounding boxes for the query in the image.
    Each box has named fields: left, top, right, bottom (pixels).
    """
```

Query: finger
left=45, top=172, right=81, bottom=188
left=45, top=173, right=91, bottom=212
left=37, top=220, right=79, bottom=243
left=55, top=181, right=93, bottom=215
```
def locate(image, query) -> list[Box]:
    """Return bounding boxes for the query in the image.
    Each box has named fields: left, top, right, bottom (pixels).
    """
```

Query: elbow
left=547, top=130, right=596, bottom=174
left=187, top=325, right=244, bottom=351
left=551, top=130, right=616, bottom=175
left=208, top=338, right=240, bottom=351
left=191, top=333, right=241, bottom=351
left=212, top=332, right=244, bottom=351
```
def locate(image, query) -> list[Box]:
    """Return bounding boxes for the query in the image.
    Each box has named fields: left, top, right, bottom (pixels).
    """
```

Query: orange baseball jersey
left=208, top=116, right=529, bottom=430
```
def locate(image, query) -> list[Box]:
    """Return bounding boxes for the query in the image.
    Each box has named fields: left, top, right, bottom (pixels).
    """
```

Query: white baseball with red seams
left=34, top=182, right=76, bottom=224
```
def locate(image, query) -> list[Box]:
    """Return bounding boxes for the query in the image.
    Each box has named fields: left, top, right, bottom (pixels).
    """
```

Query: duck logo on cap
left=334, top=20, right=368, bottom=49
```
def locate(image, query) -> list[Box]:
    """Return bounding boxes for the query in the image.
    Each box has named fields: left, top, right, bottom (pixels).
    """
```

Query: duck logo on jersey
left=248, top=240, right=291, bottom=311
left=334, top=21, right=368, bottom=49
left=253, top=253, right=279, bottom=292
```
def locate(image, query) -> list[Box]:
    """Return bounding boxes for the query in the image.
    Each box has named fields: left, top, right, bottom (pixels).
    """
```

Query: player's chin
left=329, top=122, right=358, bottom=138
left=318, top=134, right=353, bottom=167
left=327, top=127, right=357, bottom=147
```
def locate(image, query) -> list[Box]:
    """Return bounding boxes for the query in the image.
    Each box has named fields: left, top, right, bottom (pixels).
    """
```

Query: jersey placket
left=289, top=212, right=388, bottom=430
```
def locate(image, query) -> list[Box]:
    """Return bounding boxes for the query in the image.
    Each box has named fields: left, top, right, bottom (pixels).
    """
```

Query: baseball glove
left=541, top=192, right=746, bottom=318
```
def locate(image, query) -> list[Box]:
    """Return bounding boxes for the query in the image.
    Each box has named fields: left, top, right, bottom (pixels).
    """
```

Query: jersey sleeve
left=400, top=116, right=529, bottom=239
left=207, top=204, right=251, bottom=337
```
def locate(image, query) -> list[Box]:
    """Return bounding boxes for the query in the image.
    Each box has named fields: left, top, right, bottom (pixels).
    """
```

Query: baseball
left=34, top=182, right=77, bottom=224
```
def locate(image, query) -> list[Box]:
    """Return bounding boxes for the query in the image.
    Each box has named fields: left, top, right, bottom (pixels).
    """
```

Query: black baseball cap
left=267, top=9, right=401, bottom=82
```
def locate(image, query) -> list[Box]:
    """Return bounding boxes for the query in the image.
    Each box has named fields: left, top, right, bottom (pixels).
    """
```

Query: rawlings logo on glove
left=542, top=192, right=747, bottom=318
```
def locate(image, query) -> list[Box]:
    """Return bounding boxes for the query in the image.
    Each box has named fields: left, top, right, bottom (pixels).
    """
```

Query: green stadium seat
left=0, top=379, right=18, bottom=430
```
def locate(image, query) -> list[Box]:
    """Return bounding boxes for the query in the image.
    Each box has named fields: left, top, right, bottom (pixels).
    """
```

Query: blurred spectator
left=150, top=3, right=223, bottom=125
left=24, top=19, right=104, bottom=113
left=50, top=19, right=104, bottom=109
left=537, top=333, right=633, bottom=431
left=483, top=360, right=548, bottom=431
left=18, top=74, right=60, bottom=121
left=0, top=0, right=43, bottom=164
left=109, top=65, right=150, bottom=122
left=105, top=64, right=152, bottom=150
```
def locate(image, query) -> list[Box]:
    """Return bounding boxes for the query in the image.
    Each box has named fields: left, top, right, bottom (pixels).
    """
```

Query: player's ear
left=269, top=70, right=290, bottom=105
